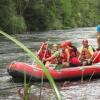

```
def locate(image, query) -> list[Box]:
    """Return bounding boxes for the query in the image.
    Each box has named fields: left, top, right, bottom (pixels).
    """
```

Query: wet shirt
left=52, top=51, right=60, bottom=57
left=38, top=49, right=51, bottom=60
left=50, top=50, right=60, bottom=64
left=96, top=25, right=100, bottom=32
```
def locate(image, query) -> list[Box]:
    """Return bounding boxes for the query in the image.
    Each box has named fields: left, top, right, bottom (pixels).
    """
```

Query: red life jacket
left=69, top=46, right=80, bottom=66
left=38, top=49, right=51, bottom=61
left=69, top=46, right=77, bottom=59
left=60, top=51, right=68, bottom=62
left=50, top=58, right=57, bottom=64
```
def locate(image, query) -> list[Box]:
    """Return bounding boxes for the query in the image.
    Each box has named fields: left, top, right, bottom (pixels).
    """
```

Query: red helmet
left=66, top=41, right=72, bottom=46
left=60, top=41, right=69, bottom=48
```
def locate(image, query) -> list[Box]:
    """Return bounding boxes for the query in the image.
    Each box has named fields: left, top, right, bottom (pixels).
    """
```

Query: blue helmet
left=96, top=25, right=100, bottom=32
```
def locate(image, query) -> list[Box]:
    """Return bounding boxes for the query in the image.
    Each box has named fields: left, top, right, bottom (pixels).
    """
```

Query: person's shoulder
left=53, top=50, right=60, bottom=57
left=89, top=45, right=95, bottom=51
left=96, top=25, right=100, bottom=28
left=96, top=25, right=100, bottom=32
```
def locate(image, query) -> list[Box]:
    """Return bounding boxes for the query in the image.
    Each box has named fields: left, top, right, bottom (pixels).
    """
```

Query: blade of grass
left=24, top=71, right=29, bottom=100
left=39, top=73, right=44, bottom=100
left=0, top=30, right=61, bottom=100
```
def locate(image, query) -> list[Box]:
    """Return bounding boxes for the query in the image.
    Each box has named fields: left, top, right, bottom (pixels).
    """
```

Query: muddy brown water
left=0, top=27, right=100, bottom=100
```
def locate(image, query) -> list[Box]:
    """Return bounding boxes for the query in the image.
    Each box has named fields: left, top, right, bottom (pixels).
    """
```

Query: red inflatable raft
left=7, top=51, right=100, bottom=81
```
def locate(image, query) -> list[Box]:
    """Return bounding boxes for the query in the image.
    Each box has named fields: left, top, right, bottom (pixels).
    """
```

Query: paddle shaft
left=37, top=43, right=45, bottom=55
left=42, top=42, right=48, bottom=61
left=92, top=51, right=100, bottom=62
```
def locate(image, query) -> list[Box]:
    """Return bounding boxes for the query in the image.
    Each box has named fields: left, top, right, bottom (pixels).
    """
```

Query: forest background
left=0, top=0, right=100, bottom=34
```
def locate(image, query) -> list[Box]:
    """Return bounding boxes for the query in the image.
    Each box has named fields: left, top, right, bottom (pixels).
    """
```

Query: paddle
left=32, top=42, right=47, bottom=64
left=37, top=42, right=45, bottom=55
left=92, top=51, right=100, bottom=63
left=42, top=40, right=49, bottom=60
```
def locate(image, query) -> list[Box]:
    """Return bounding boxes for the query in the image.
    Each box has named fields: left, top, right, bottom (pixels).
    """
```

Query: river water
left=0, top=27, right=100, bottom=100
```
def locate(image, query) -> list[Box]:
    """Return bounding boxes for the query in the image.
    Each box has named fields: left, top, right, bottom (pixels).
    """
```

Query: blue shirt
left=96, top=25, right=100, bottom=32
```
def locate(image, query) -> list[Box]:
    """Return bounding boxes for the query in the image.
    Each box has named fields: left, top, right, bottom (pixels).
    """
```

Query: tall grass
left=0, top=30, right=62, bottom=100
left=80, top=71, right=95, bottom=100
left=39, top=73, right=44, bottom=100
left=23, top=72, right=31, bottom=100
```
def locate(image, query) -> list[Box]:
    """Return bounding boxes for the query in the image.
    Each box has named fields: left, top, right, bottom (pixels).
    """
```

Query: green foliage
left=9, top=15, right=27, bottom=34
left=23, top=0, right=49, bottom=31
left=0, top=0, right=15, bottom=32
left=48, top=19, right=63, bottom=29
left=0, top=0, right=27, bottom=34
left=0, top=0, right=100, bottom=33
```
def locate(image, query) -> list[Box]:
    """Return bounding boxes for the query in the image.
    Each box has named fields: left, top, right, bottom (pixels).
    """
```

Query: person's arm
left=44, top=51, right=60, bottom=61
left=44, top=55, right=55, bottom=61
left=77, top=50, right=80, bottom=57
left=78, top=53, right=82, bottom=60
left=65, top=49, right=70, bottom=62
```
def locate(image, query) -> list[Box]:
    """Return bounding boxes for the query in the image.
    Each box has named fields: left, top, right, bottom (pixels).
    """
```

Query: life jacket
left=69, top=46, right=77, bottom=59
left=50, top=57, right=59, bottom=64
left=79, top=45, right=95, bottom=60
left=79, top=45, right=94, bottom=55
left=38, top=49, right=51, bottom=61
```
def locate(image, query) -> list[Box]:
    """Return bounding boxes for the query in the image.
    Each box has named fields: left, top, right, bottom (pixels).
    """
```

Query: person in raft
left=37, top=42, right=51, bottom=63
left=51, top=44, right=60, bottom=64
left=96, top=22, right=100, bottom=50
left=44, top=41, right=80, bottom=68
left=93, top=22, right=100, bottom=63
left=43, top=43, right=61, bottom=68
left=65, top=41, right=80, bottom=67
left=51, top=44, right=59, bottom=53
left=59, top=41, right=71, bottom=68
left=78, top=39, right=95, bottom=66
left=43, top=41, right=71, bottom=68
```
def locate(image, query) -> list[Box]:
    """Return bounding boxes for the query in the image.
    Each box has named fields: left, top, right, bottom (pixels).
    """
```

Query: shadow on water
left=0, top=27, right=100, bottom=100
